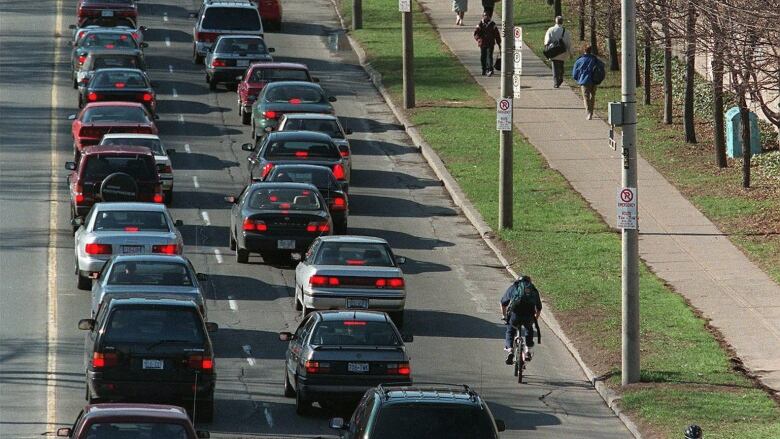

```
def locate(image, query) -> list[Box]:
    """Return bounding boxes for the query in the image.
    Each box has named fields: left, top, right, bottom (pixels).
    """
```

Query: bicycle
left=512, top=325, right=530, bottom=383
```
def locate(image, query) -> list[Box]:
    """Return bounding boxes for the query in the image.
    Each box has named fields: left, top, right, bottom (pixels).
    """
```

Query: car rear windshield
left=216, top=37, right=268, bottom=54
left=85, top=422, right=188, bottom=439
left=315, top=242, right=395, bottom=266
left=93, top=210, right=169, bottom=232
left=103, top=307, right=204, bottom=344
left=202, top=7, right=261, bottom=31
left=108, top=261, right=192, bottom=286
left=80, top=32, right=137, bottom=49
left=265, top=141, right=340, bottom=160
left=100, top=137, right=163, bottom=155
left=282, top=118, right=344, bottom=139
left=247, top=188, right=322, bottom=211
left=371, top=404, right=496, bottom=439
left=82, top=106, right=149, bottom=123
left=91, top=70, right=147, bottom=88
left=82, top=155, right=156, bottom=181
left=265, top=85, right=324, bottom=104
left=268, top=167, right=338, bottom=190
left=80, top=17, right=136, bottom=28
left=310, top=320, right=401, bottom=346
left=92, top=54, right=143, bottom=70
left=249, top=68, right=310, bottom=83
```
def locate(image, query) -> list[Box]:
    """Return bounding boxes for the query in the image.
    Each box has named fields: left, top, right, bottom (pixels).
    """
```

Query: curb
left=328, top=1, right=642, bottom=438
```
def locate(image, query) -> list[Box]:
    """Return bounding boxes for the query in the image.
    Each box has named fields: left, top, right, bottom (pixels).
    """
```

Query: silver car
left=73, top=202, right=184, bottom=290
left=99, top=134, right=175, bottom=203
left=91, top=254, right=208, bottom=318
left=294, top=236, right=407, bottom=326
left=205, top=35, right=274, bottom=90
left=276, top=113, right=353, bottom=177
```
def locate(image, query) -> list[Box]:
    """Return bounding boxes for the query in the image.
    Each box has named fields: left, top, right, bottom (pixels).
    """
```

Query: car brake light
left=305, top=361, right=330, bottom=374
left=75, top=193, right=85, bottom=203
left=153, top=193, right=164, bottom=203
left=195, top=32, right=218, bottom=43
left=294, top=151, right=308, bottom=157
left=152, top=244, right=178, bottom=254
left=332, top=164, right=346, bottom=180
left=211, top=59, right=226, bottom=68
left=260, top=163, right=274, bottom=179
left=78, top=54, right=87, bottom=64
left=309, top=275, right=339, bottom=286
left=345, top=259, right=365, bottom=265
left=104, top=44, right=114, bottom=49
left=306, top=222, right=329, bottom=233
left=386, top=362, right=411, bottom=375
left=375, top=278, right=404, bottom=289
left=243, top=218, right=267, bottom=231
left=124, top=226, right=139, bottom=232
left=115, top=82, right=126, bottom=88
left=87, top=92, right=99, bottom=101
left=188, top=355, right=214, bottom=370
left=159, top=164, right=173, bottom=174
left=330, top=196, right=346, bottom=211
left=141, top=93, right=153, bottom=102
left=92, top=352, right=118, bottom=369
left=343, top=321, right=366, bottom=326
left=85, top=243, right=112, bottom=255
left=80, top=76, right=90, bottom=84
left=262, top=110, right=277, bottom=119
left=339, top=146, right=350, bottom=157
left=288, top=98, right=301, bottom=104
left=131, top=31, right=138, bottom=40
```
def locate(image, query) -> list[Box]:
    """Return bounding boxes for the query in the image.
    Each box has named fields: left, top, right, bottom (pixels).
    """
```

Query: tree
left=589, top=0, right=598, bottom=56
left=661, top=0, right=673, bottom=124
left=578, top=0, right=586, bottom=41
left=606, top=0, right=619, bottom=71
left=706, top=3, right=727, bottom=167
left=683, top=0, right=697, bottom=143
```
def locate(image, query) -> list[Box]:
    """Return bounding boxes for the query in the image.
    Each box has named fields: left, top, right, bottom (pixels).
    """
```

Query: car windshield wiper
left=146, top=339, right=191, bottom=350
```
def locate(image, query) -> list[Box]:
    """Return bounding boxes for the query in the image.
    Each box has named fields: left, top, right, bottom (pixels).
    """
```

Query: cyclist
left=500, top=275, right=542, bottom=365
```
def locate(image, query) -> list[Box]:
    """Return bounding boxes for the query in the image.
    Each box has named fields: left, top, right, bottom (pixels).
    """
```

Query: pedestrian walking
left=481, top=0, right=495, bottom=17
left=474, top=12, right=501, bottom=76
left=543, top=16, right=572, bottom=88
left=452, top=0, right=467, bottom=25
left=571, top=44, right=605, bottom=120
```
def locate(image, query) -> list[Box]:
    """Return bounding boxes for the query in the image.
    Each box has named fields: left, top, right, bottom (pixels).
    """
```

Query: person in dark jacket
left=571, top=44, right=604, bottom=119
left=500, top=275, right=542, bottom=365
left=473, top=12, right=501, bottom=76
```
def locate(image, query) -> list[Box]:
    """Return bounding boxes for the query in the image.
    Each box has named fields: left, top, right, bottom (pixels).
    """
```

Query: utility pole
left=498, top=0, right=514, bottom=229
left=353, top=0, right=362, bottom=30
left=401, top=1, right=415, bottom=109
left=621, top=0, right=640, bottom=385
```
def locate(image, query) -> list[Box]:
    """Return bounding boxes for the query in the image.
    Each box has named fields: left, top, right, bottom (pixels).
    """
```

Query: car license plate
left=101, top=10, right=114, bottom=17
left=142, top=359, right=163, bottom=370
left=277, top=240, right=295, bottom=249
left=121, top=245, right=143, bottom=254
left=237, top=60, right=249, bottom=67
left=347, top=362, right=369, bottom=373
left=346, top=298, right=368, bottom=309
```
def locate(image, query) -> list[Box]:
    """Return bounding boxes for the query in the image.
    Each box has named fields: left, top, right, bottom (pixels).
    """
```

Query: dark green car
left=250, top=81, right=336, bottom=139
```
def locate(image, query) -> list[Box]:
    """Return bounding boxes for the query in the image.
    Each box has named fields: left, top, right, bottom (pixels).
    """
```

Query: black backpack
left=592, top=58, right=606, bottom=85
left=508, top=279, right=536, bottom=317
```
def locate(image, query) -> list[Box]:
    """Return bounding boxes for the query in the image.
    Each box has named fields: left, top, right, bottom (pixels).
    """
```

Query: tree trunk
left=636, top=49, right=641, bottom=86
left=554, top=0, right=562, bottom=18
left=607, top=1, right=619, bottom=71
left=589, top=0, right=598, bottom=56
left=643, top=27, right=652, bottom=105
left=683, top=1, right=697, bottom=143
left=711, top=25, right=727, bottom=167
left=578, top=0, right=585, bottom=41
left=740, top=90, right=751, bottom=188
left=662, top=9, right=673, bottom=124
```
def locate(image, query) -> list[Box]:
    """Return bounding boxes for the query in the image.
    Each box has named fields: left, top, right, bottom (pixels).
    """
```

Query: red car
left=57, top=403, right=210, bottom=438
left=258, top=0, right=283, bottom=31
left=70, top=102, right=158, bottom=160
left=77, top=0, right=138, bottom=27
left=236, top=62, right=316, bottom=125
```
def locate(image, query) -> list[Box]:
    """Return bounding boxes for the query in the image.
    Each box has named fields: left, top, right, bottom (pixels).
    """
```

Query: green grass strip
left=337, top=0, right=780, bottom=436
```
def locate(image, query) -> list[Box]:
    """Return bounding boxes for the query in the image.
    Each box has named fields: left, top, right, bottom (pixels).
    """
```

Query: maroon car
left=236, top=62, right=316, bottom=125
left=77, top=0, right=138, bottom=27
left=57, top=403, right=210, bottom=438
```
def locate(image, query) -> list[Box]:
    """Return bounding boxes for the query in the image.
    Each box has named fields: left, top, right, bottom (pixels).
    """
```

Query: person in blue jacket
left=571, top=44, right=605, bottom=120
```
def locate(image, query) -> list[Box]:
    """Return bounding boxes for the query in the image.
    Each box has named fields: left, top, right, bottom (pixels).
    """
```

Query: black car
left=75, top=48, right=146, bottom=90
left=242, top=131, right=350, bottom=185
left=330, top=384, right=506, bottom=438
left=78, top=298, right=218, bottom=421
left=226, top=182, right=333, bottom=263
left=263, top=164, right=348, bottom=234
left=79, top=68, right=157, bottom=113
left=278, top=311, right=413, bottom=415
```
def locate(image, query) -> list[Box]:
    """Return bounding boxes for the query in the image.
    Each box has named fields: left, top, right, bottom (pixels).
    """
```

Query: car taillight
left=211, top=59, right=226, bottom=67
left=131, top=31, right=139, bottom=41
left=343, top=321, right=366, bottom=326
left=294, top=151, right=308, bottom=157
left=85, top=243, right=112, bottom=255
left=262, top=110, right=277, bottom=119
left=386, top=362, right=411, bottom=375
left=115, top=82, right=126, bottom=88
left=152, top=244, right=178, bottom=254
left=260, top=163, right=274, bottom=179
left=306, top=222, right=329, bottom=233
left=141, top=93, right=153, bottom=102
left=332, top=164, right=346, bottom=180
left=80, top=76, right=90, bottom=84
left=243, top=218, right=267, bottom=231
left=375, top=277, right=405, bottom=289
left=153, top=193, right=164, bottom=203
left=75, top=184, right=85, bottom=203
left=305, top=360, right=330, bottom=374
left=92, top=352, right=118, bottom=369
left=188, top=355, right=214, bottom=370
left=80, top=127, right=102, bottom=138
left=195, top=32, right=218, bottom=42
left=78, top=54, right=87, bottom=64
left=87, top=92, right=99, bottom=102
left=338, top=146, right=350, bottom=157
left=309, top=275, right=339, bottom=287
left=158, top=164, right=173, bottom=173
left=77, top=31, right=87, bottom=40
left=330, top=196, right=346, bottom=211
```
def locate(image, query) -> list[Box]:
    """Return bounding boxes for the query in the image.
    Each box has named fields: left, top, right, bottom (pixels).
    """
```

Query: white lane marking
left=172, top=88, right=178, bottom=98
left=228, top=296, right=238, bottom=311
left=165, top=37, right=171, bottom=47
left=184, top=143, right=191, bottom=153
left=178, top=114, right=184, bottom=124
left=192, top=175, right=200, bottom=188
left=243, top=345, right=256, bottom=366
left=213, top=249, right=223, bottom=264
left=264, top=407, right=274, bottom=428
left=168, top=64, right=174, bottom=74
left=47, top=0, right=64, bottom=432
left=201, top=211, right=211, bottom=225
left=163, top=13, right=168, bottom=22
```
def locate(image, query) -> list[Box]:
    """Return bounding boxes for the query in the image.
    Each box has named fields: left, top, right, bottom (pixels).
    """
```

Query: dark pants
left=552, top=60, right=564, bottom=87
left=504, top=316, right=535, bottom=349
left=480, top=46, right=494, bottom=74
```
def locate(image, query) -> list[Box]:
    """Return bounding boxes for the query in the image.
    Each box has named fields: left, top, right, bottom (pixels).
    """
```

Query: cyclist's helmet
left=517, top=274, right=532, bottom=283
left=684, top=425, right=702, bottom=439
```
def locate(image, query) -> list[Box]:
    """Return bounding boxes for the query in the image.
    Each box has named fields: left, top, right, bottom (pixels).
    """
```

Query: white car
left=276, top=113, right=353, bottom=175
left=294, top=236, right=407, bottom=326
left=73, top=202, right=184, bottom=290
left=99, top=134, right=175, bottom=203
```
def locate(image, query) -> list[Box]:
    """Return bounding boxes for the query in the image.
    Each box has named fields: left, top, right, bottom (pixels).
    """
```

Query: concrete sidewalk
left=416, top=0, right=780, bottom=392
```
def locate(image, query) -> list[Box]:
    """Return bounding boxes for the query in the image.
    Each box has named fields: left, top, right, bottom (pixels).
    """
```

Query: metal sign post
left=400, top=0, right=414, bottom=108
left=498, top=0, right=514, bottom=230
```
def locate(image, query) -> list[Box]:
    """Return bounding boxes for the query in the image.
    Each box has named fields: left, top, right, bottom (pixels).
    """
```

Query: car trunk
left=97, top=341, right=209, bottom=384
left=79, top=177, right=159, bottom=203
left=247, top=211, right=328, bottom=237
left=306, top=346, right=411, bottom=383
left=88, top=89, right=150, bottom=105
left=87, top=230, right=178, bottom=256
left=78, top=123, right=155, bottom=144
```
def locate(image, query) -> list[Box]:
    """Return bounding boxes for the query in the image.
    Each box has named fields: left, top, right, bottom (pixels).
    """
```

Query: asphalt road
left=0, top=0, right=631, bottom=437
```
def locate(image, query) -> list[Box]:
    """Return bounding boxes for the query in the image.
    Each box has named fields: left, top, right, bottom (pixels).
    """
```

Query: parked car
left=78, top=298, right=218, bottom=421
left=250, top=81, right=336, bottom=138
left=192, top=0, right=264, bottom=64
left=79, top=68, right=156, bottom=115
left=226, top=182, right=333, bottom=264
left=69, top=102, right=158, bottom=160
left=56, top=403, right=210, bottom=438
left=294, top=236, right=406, bottom=325
left=99, top=134, right=175, bottom=203
left=237, top=62, right=316, bottom=125
left=278, top=311, right=413, bottom=415
left=276, top=113, right=353, bottom=174
left=75, top=48, right=146, bottom=90
left=72, top=202, right=183, bottom=289
left=330, top=384, right=506, bottom=438
left=204, top=35, right=274, bottom=90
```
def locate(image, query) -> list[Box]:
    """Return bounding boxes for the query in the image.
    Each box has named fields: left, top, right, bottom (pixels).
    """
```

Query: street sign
left=399, top=0, right=410, bottom=12
left=512, top=74, right=521, bottom=98
left=616, top=187, right=638, bottom=229
left=513, top=26, right=522, bottom=49
left=513, top=26, right=522, bottom=78
left=496, top=98, right=512, bottom=131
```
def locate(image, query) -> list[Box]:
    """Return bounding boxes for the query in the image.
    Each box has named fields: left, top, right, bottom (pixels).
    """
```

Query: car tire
left=229, top=231, right=236, bottom=251
left=283, top=370, right=295, bottom=398
left=295, top=381, right=310, bottom=415
left=77, top=272, right=92, bottom=291
left=251, top=121, right=257, bottom=139
left=241, top=107, right=251, bottom=125
left=294, top=286, right=303, bottom=311
left=164, top=190, right=173, bottom=205
left=73, top=78, right=78, bottom=89
left=236, top=247, right=249, bottom=264
left=196, top=398, right=214, bottom=423
left=208, top=75, right=217, bottom=91
left=389, top=311, right=404, bottom=328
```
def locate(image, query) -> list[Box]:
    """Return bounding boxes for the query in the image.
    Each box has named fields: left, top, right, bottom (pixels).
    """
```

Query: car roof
left=263, top=80, right=322, bottom=90
left=80, top=28, right=136, bottom=35
left=108, top=297, right=198, bottom=308
left=318, top=235, right=390, bottom=245
left=92, top=67, right=146, bottom=74
left=82, top=101, right=147, bottom=109
left=376, top=384, right=483, bottom=405
left=316, top=310, right=390, bottom=322
left=266, top=130, right=333, bottom=142
left=108, top=254, right=189, bottom=264
left=203, top=0, right=258, bottom=9
left=248, top=62, right=309, bottom=70
left=83, top=403, right=190, bottom=421
left=247, top=182, right=320, bottom=192
left=101, top=133, right=160, bottom=140
left=86, top=48, right=143, bottom=56
left=92, top=202, right=167, bottom=212
left=82, top=144, right=154, bottom=156
left=282, top=113, right=338, bottom=121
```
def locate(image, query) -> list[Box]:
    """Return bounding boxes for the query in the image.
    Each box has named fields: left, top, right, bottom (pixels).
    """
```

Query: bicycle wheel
left=517, top=354, right=525, bottom=383
left=512, top=339, right=520, bottom=377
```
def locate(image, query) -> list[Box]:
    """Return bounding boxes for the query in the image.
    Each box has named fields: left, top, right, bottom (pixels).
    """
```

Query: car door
left=231, top=185, right=249, bottom=236
left=247, top=136, right=268, bottom=179
left=347, top=392, right=376, bottom=438
left=289, top=315, right=315, bottom=380
left=296, top=238, right=320, bottom=292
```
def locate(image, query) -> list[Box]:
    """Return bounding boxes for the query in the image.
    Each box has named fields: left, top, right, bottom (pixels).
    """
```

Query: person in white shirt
left=543, top=16, right=573, bottom=88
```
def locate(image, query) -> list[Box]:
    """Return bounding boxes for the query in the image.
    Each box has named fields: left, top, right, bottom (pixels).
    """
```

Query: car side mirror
left=140, top=42, right=149, bottom=49
left=224, top=195, right=237, bottom=204
left=174, top=219, right=184, bottom=227
left=268, top=47, right=275, bottom=53
left=57, top=427, right=72, bottom=437
left=65, top=161, right=77, bottom=171
left=495, top=419, right=506, bottom=432
left=344, top=127, right=353, bottom=135
left=402, top=333, right=413, bottom=343
left=71, top=217, right=83, bottom=227
left=188, top=12, right=197, bottom=19
left=278, top=331, right=294, bottom=341
left=312, top=77, right=320, bottom=83
left=241, top=143, right=255, bottom=151
left=205, top=322, right=218, bottom=332
left=68, top=24, right=77, bottom=30
left=196, top=273, right=209, bottom=281
left=395, top=256, right=406, bottom=265
left=196, top=432, right=210, bottom=439
left=67, top=114, right=76, bottom=120
left=139, top=25, right=148, bottom=32
left=78, top=318, right=95, bottom=331
left=328, top=96, right=337, bottom=102
left=166, top=148, right=175, bottom=155
left=329, top=417, right=346, bottom=430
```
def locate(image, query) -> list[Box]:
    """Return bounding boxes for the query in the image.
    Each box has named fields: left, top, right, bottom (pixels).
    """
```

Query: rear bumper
left=194, top=41, right=213, bottom=57
left=298, top=377, right=411, bottom=401
left=241, top=232, right=317, bottom=253
left=302, top=289, right=405, bottom=312
left=77, top=254, right=110, bottom=274
left=160, top=175, right=173, bottom=191
left=88, top=372, right=216, bottom=402
left=207, top=68, right=248, bottom=83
